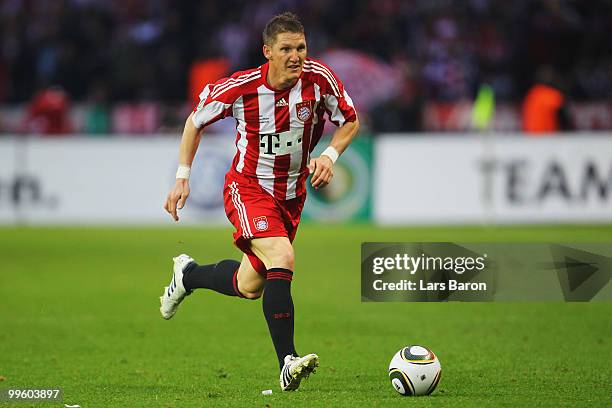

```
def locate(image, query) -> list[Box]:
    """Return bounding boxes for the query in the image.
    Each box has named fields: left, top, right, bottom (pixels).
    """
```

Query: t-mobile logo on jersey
left=260, top=133, right=281, bottom=155
left=259, top=130, right=303, bottom=156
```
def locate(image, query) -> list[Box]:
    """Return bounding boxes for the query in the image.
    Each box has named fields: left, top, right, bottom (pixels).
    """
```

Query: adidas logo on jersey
left=275, top=98, right=288, bottom=107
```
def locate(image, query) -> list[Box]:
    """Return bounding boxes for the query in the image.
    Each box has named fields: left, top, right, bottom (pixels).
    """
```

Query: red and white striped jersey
left=192, top=58, right=357, bottom=201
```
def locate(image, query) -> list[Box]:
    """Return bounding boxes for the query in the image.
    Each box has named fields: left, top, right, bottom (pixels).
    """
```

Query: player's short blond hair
left=263, top=12, right=304, bottom=45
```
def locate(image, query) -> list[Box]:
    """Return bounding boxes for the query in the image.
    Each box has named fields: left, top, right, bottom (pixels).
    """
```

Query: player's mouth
left=287, top=63, right=301, bottom=73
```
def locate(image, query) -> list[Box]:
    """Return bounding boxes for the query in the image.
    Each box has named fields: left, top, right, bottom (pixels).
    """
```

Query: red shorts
left=223, top=172, right=306, bottom=276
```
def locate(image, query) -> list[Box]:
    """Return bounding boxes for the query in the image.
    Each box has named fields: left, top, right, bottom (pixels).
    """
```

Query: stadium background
left=1, top=1, right=611, bottom=407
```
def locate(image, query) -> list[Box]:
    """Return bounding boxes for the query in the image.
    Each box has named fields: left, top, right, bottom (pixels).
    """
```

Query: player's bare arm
left=309, top=117, right=360, bottom=189
left=163, top=111, right=203, bottom=221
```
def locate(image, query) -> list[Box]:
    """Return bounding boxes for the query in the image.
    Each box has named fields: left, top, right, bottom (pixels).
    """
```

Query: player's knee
left=270, top=247, right=294, bottom=270
left=251, top=237, right=295, bottom=270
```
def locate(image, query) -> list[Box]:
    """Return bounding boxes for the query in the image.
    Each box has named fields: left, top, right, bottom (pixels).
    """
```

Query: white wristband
left=321, top=146, right=339, bottom=164
left=176, top=164, right=191, bottom=179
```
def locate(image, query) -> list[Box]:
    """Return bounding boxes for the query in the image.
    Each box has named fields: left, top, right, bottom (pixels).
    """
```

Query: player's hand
left=308, top=156, right=334, bottom=189
left=164, top=179, right=190, bottom=221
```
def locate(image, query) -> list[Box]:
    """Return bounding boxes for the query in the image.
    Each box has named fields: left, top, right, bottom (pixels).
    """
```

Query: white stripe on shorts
left=229, top=182, right=253, bottom=238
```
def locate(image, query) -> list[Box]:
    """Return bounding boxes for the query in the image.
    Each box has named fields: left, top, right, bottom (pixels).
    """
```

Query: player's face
left=264, top=32, right=307, bottom=83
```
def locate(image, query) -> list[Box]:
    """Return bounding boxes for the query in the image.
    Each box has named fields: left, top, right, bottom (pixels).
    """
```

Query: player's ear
left=263, top=44, right=272, bottom=60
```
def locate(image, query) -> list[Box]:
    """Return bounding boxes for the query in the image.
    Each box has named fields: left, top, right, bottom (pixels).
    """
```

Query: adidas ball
left=388, top=345, right=441, bottom=396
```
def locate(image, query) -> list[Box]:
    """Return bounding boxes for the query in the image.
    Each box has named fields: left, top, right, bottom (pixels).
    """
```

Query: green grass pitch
left=1, top=225, right=611, bottom=407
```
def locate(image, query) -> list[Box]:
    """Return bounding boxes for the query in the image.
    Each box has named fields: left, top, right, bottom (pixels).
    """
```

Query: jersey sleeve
left=191, top=79, right=235, bottom=129
left=319, top=64, right=357, bottom=127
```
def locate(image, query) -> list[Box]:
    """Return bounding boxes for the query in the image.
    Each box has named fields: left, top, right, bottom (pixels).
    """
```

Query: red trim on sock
left=266, top=272, right=293, bottom=281
left=232, top=269, right=247, bottom=298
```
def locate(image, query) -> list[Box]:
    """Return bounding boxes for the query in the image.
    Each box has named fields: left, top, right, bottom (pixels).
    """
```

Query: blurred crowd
left=0, top=0, right=611, bottom=133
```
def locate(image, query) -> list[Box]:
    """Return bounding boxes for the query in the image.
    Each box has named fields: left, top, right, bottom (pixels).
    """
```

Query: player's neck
left=266, top=66, right=298, bottom=90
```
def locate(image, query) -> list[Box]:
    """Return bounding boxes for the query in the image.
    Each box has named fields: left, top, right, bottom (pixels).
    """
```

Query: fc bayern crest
left=296, top=101, right=312, bottom=122
left=253, top=216, right=269, bottom=231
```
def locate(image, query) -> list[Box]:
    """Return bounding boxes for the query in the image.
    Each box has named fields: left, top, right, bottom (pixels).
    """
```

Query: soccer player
left=160, top=12, right=359, bottom=391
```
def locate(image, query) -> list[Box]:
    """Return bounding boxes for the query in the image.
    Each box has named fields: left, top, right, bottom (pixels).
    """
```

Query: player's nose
left=289, top=49, right=299, bottom=61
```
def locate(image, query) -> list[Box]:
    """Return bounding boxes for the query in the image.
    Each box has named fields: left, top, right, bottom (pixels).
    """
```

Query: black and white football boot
left=279, top=354, right=319, bottom=391
left=159, top=254, right=194, bottom=319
